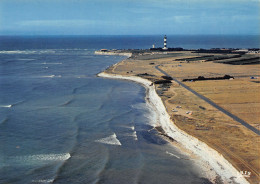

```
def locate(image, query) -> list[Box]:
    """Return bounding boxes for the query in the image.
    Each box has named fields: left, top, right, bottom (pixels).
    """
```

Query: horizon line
left=0, top=34, right=260, bottom=37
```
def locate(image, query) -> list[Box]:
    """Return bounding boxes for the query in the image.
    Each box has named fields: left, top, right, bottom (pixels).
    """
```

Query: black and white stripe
left=163, top=35, right=167, bottom=50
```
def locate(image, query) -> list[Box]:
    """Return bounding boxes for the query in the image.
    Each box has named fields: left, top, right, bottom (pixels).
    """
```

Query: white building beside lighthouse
left=163, top=35, right=168, bottom=50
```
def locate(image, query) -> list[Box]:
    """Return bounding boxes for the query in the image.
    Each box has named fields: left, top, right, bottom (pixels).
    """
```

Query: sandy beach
left=97, top=51, right=260, bottom=184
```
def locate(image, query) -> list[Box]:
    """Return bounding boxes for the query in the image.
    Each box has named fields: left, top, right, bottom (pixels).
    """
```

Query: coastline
left=97, top=71, right=250, bottom=184
left=95, top=51, right=132, bottom=57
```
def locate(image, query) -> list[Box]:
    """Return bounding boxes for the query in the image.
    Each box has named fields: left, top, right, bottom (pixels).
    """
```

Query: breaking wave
left=0, top=105, right=12, bottom=108
left=0, top=101, right=25, bottom=108
left=125, top=131, right=138, bottom=141
left=130, top=126, right=135, bottom=131
left=41, top=75, right=62, bottom=78
left=32, top=179, right=54, bottom=183
left=95, top=133, right=122, bottom=146
left=166, top=151, right=181, bottom=159
left=132, top=131, right=138, bottom=141
left=13, top=153, right=71, bottom=163
left=40, top=62, right=62, bottom=65
left=0, top=50, right=56, bottom=54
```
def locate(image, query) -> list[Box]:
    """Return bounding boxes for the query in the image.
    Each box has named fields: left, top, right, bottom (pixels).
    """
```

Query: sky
left=0, top=0, right=259, bottom=35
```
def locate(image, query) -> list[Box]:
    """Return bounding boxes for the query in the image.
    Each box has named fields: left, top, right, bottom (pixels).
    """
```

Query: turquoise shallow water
left=1, top=35, right=258, bottom=183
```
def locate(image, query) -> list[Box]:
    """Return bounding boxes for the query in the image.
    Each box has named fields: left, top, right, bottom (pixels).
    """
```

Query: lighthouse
left=163, top=35, right=168, bottom=50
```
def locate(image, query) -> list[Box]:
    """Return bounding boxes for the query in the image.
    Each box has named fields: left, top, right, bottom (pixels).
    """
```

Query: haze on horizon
left=0, top=0, right=259, bottom=35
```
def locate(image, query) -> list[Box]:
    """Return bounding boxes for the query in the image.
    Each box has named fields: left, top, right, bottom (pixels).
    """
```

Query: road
left=155, top=65, right=260, bottom=136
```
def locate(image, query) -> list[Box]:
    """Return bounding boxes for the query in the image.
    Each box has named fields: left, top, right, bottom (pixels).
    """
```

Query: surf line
left=97, top=72, right=250, bottom=184
left=0, top=100, right=25, bottom=108
left=166, top=151, right=181, bottom=159
left=95, top=133, right=122, bottom=146
left=0, top=105, right=12, bottom=108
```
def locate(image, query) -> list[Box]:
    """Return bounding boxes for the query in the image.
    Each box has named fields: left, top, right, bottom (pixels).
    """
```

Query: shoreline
left=97, top=71, right=250, bottom=184
left=95, top=51, right=132, bottom=57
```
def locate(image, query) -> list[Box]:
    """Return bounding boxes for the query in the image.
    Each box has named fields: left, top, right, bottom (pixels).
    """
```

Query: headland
left=96, top=47, right=260, bottom=184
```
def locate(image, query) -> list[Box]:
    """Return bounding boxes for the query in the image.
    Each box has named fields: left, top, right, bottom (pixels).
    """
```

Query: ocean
left=0, top=35, right=258, bottom=184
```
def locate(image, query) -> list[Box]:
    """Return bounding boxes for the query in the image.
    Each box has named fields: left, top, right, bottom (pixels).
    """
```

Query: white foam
left=118, top=125, right=134, bottom=130
left=0, top=50, right=56, bottom=54
left=40, top=75, right=61, bottom=78
left=0, top=105, right=12, bottom=108
left=32, top=179, right=54, bottom=183
left=16, top=153, right=71, bottom=162
left=41, top=75, right=55, bottom=78
left=166, top=151, right=181, bottom=159
left=144, top=105, right=158, bottom=126
left=41, top=62, right=62, bottom=65
left=98, top=72, right=250, bottom=184
left=0, top=100, right=25, bottom=108
left=95, top=133, right=122, bottom=146
left=133, top=131, right=138, bottom=141
left=132, top=103, right=158, bottom=126
left=124, top=131, right=138, bottom=141
left=0, top=50, right=36, bottom=54
left=17, top=58, right=36, bottom=61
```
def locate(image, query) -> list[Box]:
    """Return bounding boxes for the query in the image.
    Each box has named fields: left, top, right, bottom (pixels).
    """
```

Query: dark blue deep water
left=0, top=35, right=258, bottom=184
left=0, top=35, right=259, bottom=51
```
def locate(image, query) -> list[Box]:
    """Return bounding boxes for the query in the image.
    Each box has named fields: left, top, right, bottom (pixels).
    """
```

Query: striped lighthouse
left=163, top=35, right=167, bottom=50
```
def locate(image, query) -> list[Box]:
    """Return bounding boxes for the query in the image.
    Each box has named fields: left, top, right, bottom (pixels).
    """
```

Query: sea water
left=0, top=35, right=258, bottom=184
